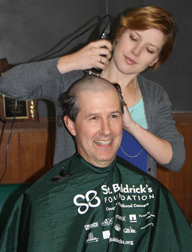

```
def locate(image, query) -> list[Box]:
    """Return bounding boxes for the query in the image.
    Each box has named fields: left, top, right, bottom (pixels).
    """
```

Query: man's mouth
left=94, top=140, right=113, bottom=146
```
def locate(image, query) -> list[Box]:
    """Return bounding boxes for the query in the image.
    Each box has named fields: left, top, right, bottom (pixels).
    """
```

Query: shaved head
left=69, top=76, right=119, bottom=96
left=59, top=76, right=124, bottom=123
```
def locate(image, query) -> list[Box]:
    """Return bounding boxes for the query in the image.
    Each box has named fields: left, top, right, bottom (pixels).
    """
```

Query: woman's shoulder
left=137, top=74, right=168, bottom=99
left=138, top=74, right=164, bottom=91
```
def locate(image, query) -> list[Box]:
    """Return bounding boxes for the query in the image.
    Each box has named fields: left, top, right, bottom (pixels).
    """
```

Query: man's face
left=65, top=88, right=123, bottom=167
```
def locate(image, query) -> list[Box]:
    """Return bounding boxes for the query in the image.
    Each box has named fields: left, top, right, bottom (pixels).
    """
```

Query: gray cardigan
left=0, top=58, right=185, bottom=178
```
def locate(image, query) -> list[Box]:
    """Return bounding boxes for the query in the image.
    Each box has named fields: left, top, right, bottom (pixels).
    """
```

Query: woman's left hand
left=122, top=104, right=173, bottom=165
left=122, top=104, right=135, bottom=131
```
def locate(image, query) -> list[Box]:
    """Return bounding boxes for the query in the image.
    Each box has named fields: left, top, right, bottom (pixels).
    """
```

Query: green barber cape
left=0, top=154, right=192, bottom=251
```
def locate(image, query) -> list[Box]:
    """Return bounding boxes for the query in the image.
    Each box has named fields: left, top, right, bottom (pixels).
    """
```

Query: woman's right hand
left=57, top=40, right=112, bottom=74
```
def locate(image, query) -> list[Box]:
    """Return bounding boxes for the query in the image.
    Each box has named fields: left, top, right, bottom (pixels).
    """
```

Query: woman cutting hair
left=0, top=6, right=185, bottom=178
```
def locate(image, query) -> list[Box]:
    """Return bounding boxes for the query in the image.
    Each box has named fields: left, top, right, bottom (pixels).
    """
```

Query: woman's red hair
left=114, top=6, right=176, bottom=70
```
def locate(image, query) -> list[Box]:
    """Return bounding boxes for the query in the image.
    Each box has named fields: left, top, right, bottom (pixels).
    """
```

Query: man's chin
left=93, top=153, right=116, bottom=167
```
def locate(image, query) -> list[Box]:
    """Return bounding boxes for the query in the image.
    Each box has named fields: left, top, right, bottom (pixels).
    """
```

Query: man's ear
left=64, top=116, right=76, bottom=136
left=122, top=112, right=125, bottom=120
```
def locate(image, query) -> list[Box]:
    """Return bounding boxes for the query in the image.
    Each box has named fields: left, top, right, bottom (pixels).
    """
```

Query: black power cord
left=0, top=117, right=6, bottom=123
left=0, top=100, right=17, bottom=183
left=36, top=14, right=112, bottom=61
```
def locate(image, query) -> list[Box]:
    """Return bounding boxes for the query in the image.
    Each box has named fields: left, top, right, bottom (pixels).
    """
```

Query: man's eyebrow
left=87, top=112, right=98, bottom=117
left=87, top=111, right=122, bottom=117
left=110, top=110, right=122, bottom=114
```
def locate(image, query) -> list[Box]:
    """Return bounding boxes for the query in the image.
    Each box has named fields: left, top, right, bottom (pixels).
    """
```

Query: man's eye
left=111, top=114, right=118, bottom=119
left=90, top=116, right=97, bottom=120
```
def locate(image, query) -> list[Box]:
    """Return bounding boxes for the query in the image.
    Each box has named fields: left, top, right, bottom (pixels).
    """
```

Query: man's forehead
left=78, top=88, right=119, bottom=102
left=78, top=89, right=121, bottom=114
left=78, top=84, right=117, bottom=96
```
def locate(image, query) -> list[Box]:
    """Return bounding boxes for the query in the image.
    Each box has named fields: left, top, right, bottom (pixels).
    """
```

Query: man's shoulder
left=116, top=156, right=161, bottom=186
left=116, top=155, right=172, bottom=201
left=24, top=156, right=74, bottom=198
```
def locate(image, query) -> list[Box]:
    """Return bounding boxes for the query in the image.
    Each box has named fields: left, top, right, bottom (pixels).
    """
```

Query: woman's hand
left=122, top=104, right=135, bottom=131
left=123, top=104, right=173, bottom=165
left=57, top=40, right=112, bottom=74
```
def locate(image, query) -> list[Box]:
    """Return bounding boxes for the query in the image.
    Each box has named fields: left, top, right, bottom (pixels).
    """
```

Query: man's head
left=59, top=76, right=124, bottom=167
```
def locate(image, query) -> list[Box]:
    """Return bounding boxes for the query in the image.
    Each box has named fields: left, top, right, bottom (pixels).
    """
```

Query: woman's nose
left=131, top=44, right=142, bottom=56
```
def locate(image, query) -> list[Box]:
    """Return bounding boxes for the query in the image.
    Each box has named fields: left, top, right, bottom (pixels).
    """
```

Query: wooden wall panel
left=19, top=131, right=52, bottom=183
left=157, top=115, right=192, bottom=224
left=0, top=132, right=20, bottom=183
left=0, top=118, right=55, bottom=183
left=156, top=165, right=170, bottom=189
left=169, top=125, right=192, bottom=223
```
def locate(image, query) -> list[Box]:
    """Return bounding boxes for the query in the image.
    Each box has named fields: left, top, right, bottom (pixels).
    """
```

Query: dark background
left=0, top=0, right=191, bottom=116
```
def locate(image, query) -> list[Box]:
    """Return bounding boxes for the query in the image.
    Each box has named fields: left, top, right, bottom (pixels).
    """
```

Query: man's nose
left=100, top=119, right=111, bottom=135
